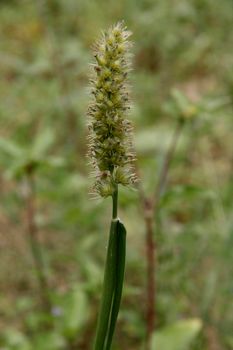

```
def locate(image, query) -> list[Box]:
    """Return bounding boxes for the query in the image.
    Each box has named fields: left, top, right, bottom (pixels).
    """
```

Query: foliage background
left=0, top=0, right=232, bottom=349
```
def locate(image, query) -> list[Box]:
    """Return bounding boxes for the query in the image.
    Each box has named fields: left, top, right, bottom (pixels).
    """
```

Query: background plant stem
left=154, top=122, right=183, bottom=204
left=138, top=121, right=184, bottom=348
left=25, top=171, right=51, bottom=311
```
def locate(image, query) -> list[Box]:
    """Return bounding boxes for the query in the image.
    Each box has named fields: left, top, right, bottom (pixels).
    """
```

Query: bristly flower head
left=87, top=22, right=137, bottom=197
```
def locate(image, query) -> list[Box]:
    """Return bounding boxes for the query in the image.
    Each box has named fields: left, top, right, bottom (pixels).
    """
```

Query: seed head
left=87, top=22, right=137, bottom=197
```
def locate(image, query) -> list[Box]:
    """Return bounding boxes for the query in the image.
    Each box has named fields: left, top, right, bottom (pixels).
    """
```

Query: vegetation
left=0, top=1, right=232, bottom=349
left=88, top=22, right=135, bottom=350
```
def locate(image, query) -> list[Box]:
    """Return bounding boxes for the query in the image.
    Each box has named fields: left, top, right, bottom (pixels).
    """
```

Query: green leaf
left=33, top=332, right=66, bottom=350
left=135, top=127, right=172, bottom=154
left=4, top=159, right=28, bottom=179
left=93, top=220, right=118, bottom=350
left=105, top=220, right=126, bottom=349
left=171, top=89, right=190, bottom=112
left=30, top=129, right=55, bottom=159
left=42, top=156, right=65, bottom=168
left=0, top=137, right=24, bottom=158
left=2, top=329, right=31, bottom=350
left=61, top=285, right=89, bottom=339
left=150, top=318, right=202, bottom=350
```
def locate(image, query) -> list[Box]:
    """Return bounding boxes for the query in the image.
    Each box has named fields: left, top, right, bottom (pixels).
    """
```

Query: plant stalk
left=138, top=122, right=184, bottom=347
left=25, top=172, right=51, bottom=311
left=112, top=184, right=118, bottom=219
left=144, top=198, right=156, bottom=349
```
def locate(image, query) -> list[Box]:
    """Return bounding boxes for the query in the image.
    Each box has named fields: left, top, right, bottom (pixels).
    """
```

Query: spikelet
left=87, top=22, right=137, bottom=197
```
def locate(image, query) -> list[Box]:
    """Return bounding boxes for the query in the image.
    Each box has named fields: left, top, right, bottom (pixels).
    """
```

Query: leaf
left=2, top=329, right=31, bottom=350
left=60, top=285, right=90, bottom=339
left=150, top=318, right=202, bottom=350
left=105, top=220, right=127, bottom=349
left=24, top=59, right=52, bottom=77
left=4, top=158, right=28, bottom=180
left=171, top=89, right=190, bottom=112
left=30, top=129, right=55, bottom=159
left=80, top=258, right=102, bottom=289
left=0, top=137, right=24, bottom=158
left=135, top=127, right=172, bottom=154
left=33, top=332, right=66, bottom=350
left=42, top=156, right=66, bottom=168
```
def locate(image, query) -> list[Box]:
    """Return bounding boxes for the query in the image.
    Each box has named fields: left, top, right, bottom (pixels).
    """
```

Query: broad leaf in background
left=32, top=332, right=66, bottom=350
left=164, top=89, right=199, bottom=122
left=1, top=329, right=31, bottom=350
left=30, top=128, right=55, bottom=160
left=0, top=130, right=64, bottom=179
left=58, top=285, right=90, bottom=339
left=150, top=318, right=202, bottom=350
left=0, top=137, right=23, bottom=158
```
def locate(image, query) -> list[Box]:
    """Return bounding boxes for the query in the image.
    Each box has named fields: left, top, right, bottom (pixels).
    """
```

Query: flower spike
left=87, top=22, right=136, bottom=197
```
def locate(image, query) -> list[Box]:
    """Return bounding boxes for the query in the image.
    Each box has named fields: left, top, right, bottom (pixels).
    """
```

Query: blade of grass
left=104, top=220, right=126, bottom=350
left=93, top=219, right=118, bottom=350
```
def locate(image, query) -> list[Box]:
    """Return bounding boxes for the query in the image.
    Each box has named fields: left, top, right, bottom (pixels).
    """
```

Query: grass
left=0, top=0, right=232, bottom=349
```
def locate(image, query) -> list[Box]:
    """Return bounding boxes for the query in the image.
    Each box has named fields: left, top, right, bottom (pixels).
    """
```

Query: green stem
left=26, top=173, right=51, bottom=311
left=112, top=184, right=118, bottom=219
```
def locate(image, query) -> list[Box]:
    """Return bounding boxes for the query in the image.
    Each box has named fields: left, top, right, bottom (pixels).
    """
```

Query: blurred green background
left=0, top=0, right=232, bottom=349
